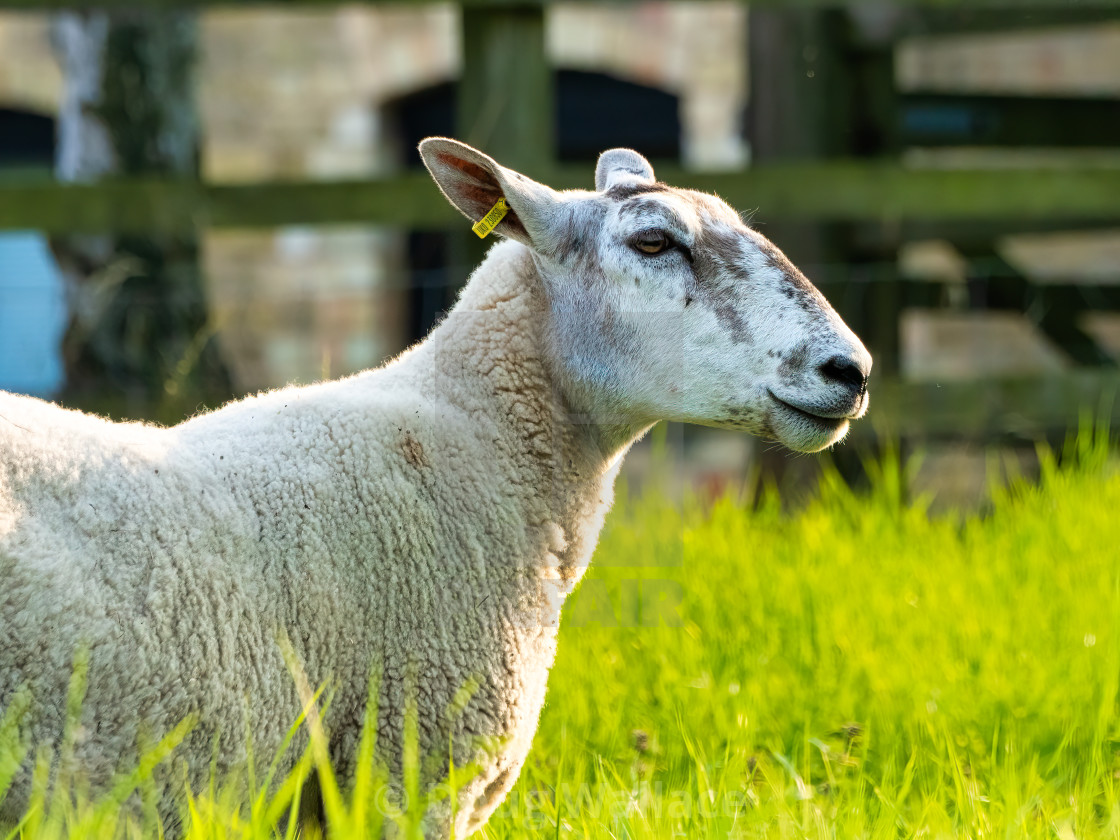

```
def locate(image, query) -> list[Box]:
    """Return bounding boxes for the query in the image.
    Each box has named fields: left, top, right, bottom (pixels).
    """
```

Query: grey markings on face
left=748, top=232, right=831, bottom=318
left=543, top=199, right=642, bottom=366
left=616, top=195, right=677, bottom=216
left=563, top=182, right=833, bottom=353
left=549, top=202, right=608, bottom=273
left=690, top=224, right=757, bottom=345
left=720, top=403, right=769, bottom=433
left=696, top=221, right=837, bottom=347
left=604, top=182, right=671, bottom=202
left=777, top=340, right=811, bottom=385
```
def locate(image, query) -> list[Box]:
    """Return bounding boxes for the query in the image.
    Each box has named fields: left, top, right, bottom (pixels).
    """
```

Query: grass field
left=4, top=429, right=1120, bottom=838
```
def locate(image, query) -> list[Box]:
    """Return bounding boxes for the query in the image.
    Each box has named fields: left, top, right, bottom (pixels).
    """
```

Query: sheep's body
left=0, top=138, right=872, bottom=836
left=1, top=241, right=612, bottom=834
left=0, top=241, right=618, bottom=837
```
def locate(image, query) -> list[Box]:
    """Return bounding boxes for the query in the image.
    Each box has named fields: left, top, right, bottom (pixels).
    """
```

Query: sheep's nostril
left=819, top=356, right=868, bottom=395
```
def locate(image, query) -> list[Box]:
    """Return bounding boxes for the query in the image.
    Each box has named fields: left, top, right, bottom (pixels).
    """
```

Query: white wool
left=0, top=139, right=871, bottom=837
left=0, top=241, right=621, bottom=835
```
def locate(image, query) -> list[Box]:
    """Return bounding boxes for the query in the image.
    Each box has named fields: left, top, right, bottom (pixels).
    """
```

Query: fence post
left=447, top=3, right=554, bottom=301
left=50, top=10, right=232, bottom=421
left=748, top=7, right=867, bottom=492
left=458, top=3, right=553, bottom=173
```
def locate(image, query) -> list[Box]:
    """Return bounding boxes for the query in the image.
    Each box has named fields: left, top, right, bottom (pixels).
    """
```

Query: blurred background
left=1, top=1, right=1118, bottom=507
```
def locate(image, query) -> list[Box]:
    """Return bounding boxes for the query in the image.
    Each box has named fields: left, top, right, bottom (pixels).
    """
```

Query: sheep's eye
left=631, top=231, right=671, bottom=256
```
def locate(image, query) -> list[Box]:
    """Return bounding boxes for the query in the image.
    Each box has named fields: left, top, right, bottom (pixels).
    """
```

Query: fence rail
left=4, top=0, right=1118, bottom=442
left=0, top=0, right=1117, bottom=9
left=872, top=372, right=1120, bottom=439
left=4, top=164, right=1120, bottom=233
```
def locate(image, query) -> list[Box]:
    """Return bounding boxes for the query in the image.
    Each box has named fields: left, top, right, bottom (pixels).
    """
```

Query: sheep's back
left=0, top=367, right=571, bottom=830
left=0, top=391, right=282, bottom=817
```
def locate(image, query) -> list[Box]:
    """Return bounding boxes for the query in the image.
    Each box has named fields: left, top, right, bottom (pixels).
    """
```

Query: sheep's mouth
left=766, top=391, right=851, bottom=453
left=767, top=392, right=848, bottom=426
left=769, top=389, right=868, bottom=421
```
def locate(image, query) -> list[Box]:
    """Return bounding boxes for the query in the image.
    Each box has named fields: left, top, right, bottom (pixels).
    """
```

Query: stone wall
left=195, top=2, right=747, bottom=391
left=0, top=13, right=60, bottom=113
left=897, top=22, right=1120, bottom=95
left=0, top=9, right=1117, bottom=396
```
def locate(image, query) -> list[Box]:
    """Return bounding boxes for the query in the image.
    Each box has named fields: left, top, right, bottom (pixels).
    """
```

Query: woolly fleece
left=0, top=139, right=870, bottom=837
left=0, top=234, right=617, bottom=834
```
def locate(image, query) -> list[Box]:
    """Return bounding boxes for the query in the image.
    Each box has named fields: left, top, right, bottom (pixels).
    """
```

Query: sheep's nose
left=819, top=355, right=869, bottom=396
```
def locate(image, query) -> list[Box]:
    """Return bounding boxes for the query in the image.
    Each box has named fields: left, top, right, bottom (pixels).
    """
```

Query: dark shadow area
left=0, top=107, right=54, bottom=168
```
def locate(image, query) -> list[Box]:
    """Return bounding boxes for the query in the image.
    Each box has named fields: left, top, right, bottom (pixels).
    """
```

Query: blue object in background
left=0, top=231, right=68, bottom=398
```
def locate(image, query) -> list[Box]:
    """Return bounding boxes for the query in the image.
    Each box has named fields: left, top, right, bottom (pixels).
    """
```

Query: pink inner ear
left=434, top=152, right=529, bottom=241
left=436, top=153, right=498, bottom=188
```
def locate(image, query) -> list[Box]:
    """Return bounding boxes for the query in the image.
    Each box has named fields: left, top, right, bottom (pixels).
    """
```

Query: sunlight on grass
left=2, top=428, right=1120, bottom=837
left=489, top=427, right=1120, bottom=838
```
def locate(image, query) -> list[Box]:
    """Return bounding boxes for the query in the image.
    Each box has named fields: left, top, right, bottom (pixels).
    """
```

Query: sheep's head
left=420, top=138, right=871, bottom=453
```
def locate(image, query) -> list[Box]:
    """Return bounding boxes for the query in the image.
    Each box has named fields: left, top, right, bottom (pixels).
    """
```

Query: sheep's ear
left=419, top=137, right=560, bottom=251
left=595, top=148, right=655, bottom=192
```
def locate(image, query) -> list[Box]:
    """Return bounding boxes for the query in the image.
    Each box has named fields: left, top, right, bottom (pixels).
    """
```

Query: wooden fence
left=4, top=166, right=1120, bottom=233
left=2, top=0, right=1119, bottom=9
left=0, top=0, right=1118, bottom=440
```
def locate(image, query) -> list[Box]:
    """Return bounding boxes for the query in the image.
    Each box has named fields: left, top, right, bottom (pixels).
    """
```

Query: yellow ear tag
left=471, top=198, right=509, bottom=239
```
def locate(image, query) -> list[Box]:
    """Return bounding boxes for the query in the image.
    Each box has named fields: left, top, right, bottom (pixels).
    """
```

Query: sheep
left=0, top=137, right=871, bottom=836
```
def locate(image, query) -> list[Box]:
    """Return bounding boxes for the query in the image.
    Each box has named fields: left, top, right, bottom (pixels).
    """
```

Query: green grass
left=488, top=429, right=1120, bottom=838
left=4, top=429, right=1120, bottom=838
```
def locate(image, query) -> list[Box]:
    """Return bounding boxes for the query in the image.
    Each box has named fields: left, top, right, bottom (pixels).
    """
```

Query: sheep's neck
left=422, top=241, right=647, bottom=586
